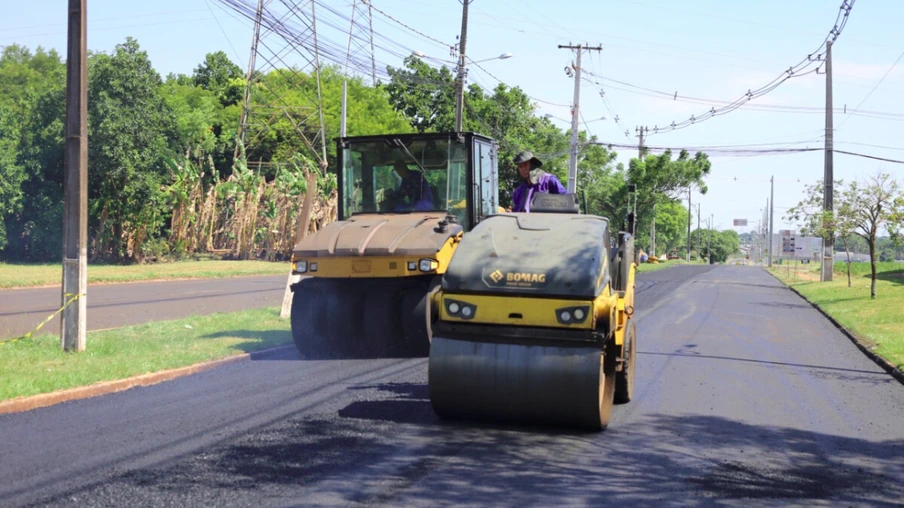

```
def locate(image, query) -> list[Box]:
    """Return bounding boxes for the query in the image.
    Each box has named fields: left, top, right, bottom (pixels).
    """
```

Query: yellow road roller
left=290, top=132, right=499, bottom=358
left=427, top=193, right=637, bottom=430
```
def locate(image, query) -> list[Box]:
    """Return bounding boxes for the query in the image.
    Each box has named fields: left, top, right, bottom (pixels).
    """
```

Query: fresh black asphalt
left=1, top=266, right=902, bottom=506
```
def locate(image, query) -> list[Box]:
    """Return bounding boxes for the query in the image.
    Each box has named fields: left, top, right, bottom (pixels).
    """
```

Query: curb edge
left=0, top=344, right=295, bottom=416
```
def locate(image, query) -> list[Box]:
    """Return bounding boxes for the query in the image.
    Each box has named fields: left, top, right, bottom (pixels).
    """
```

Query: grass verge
left=769, top=266, right=904, bottom=371
left=0, top=260, right=289, bottom=289
left=0, top=306, right=292, bottom=402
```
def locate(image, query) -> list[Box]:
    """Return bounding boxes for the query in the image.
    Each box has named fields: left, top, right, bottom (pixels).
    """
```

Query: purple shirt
left=394, top=172, right=434, bottom=212
left=511, top=172, right=567, bottom=212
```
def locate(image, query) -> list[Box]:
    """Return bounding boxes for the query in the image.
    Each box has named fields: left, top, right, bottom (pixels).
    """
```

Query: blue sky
left=5, top=0, right=904, bottom=233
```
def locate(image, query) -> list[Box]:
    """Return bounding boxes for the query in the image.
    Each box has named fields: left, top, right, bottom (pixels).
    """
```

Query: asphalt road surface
left=2, top=265, right=903, bottom=506
left=0, top=275, right=287, bottom=340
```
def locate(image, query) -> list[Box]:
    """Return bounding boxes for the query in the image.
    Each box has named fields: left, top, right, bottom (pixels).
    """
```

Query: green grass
left=0, top=260, right=289, bottom=289
left=0, top=307, right=292, bottom=402
left=770, top=266, right=904, bottom=370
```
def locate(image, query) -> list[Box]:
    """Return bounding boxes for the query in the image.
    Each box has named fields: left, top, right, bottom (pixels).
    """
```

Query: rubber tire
left=400, top=284, right=431, bottom=357
left=290, top=279, right=327, bottom=359
left=363, top=286, right=395, bottom=358
left=615, top=319, right=637, bottom=404
left=598, top=342, right=618, bottom=431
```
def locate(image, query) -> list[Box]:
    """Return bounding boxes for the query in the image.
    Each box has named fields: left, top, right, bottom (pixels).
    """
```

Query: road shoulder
left=765, top=268, right=904, bottom=387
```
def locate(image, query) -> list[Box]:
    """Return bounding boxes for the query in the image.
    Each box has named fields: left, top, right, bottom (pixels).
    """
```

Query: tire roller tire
left=429, top=337, right=617, bottom=431
left=290, top=278, right=329, bottom=359
left=615, top=319, right=636, bottom=404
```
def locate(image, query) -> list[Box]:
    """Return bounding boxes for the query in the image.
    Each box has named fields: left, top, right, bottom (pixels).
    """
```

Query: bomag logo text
left=506, top=272, right=546, bottom=283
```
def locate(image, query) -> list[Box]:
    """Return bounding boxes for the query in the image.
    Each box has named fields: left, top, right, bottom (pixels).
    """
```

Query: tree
left=694, top=228, right=739, bottom=263
left=648, top=200, right=689, bottom=255
left=584, top=149, right=710, bottom=241
left=785, top=179, right=857, bottom=287
left=192, top=51, right=243, bottom=106
left=837, top=172, right=904, bottom=299
left=384, top=56, right=456, bottom=133
left=0, top=45, right=66, bottom=260
left=87, top=37, right=177, bottom=261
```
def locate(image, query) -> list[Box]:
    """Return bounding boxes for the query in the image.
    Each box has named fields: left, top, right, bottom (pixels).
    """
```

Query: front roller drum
left=429, top=337, right=617, bottom=431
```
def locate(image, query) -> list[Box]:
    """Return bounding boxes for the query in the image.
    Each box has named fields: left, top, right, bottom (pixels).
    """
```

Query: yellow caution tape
left=0, top=292, right=84, bottom=346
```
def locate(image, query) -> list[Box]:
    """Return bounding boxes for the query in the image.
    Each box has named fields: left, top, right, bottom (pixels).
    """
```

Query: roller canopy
left=442, top=213, right=611, bottom=299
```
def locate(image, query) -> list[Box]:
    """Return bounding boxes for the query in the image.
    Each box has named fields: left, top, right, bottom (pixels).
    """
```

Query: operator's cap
left=513, top=150, right=542, bottom=168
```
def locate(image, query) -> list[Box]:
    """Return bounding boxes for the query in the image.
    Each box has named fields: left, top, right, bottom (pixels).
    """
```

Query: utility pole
left=768, top=176, right=774, bottom=268
left=61, top=0, right=88, bottom=352
left=686, top=187, right=692, bottom=261
left=559, top=43, right=602, bottom=193
left=822, top=40, right=835, bottom=281
left=454, top=0, right=471, bottom=132
left=637, top=126, right=654, bottom=254
left=697, top=203, right=701, bottom=261
left=709, top=214, right=713, bottom=263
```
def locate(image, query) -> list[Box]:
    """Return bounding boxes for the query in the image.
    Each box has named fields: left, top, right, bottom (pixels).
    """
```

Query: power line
left=837, top=49, right=904, bottom=130
left=630, top=0, right=857, bottom=136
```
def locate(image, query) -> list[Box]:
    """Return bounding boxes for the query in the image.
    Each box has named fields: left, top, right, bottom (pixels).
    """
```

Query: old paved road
left=0, top=275, right=287, bottom=340
left=1, top=265, right=903, bottom=506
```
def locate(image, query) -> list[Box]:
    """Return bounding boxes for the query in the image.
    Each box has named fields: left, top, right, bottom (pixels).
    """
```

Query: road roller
left=289, top=132, right=499, bottom=359
left=427, top=193, right=637, bottom=431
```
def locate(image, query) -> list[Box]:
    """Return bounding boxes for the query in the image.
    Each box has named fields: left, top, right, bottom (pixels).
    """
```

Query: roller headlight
left=419, top=258, right=439, bottom=272
left=408, top=261, right=417, bottom=271
left=445, top=298, right=476, bottom=320
left=294, top=260, right=307, bottom=273
left=309, top=262, right=318, bottom=272
left=556, top=305, right=590, bottom=325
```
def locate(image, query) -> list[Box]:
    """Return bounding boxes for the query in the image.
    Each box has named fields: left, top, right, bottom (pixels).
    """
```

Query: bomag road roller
left=289, top=132, right=499, bottom=359
left=427, top=192, right=638, bottom=431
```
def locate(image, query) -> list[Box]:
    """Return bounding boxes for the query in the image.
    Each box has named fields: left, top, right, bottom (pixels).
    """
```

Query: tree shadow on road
left=35, top=382, right=904, bottom=506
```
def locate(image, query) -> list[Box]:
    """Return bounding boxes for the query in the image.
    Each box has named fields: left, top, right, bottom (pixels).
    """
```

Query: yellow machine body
left=427, top=201, right=638, bottom=431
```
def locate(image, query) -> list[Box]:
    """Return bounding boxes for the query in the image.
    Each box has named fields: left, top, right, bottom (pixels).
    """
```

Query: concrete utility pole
left=559, top=43, right=602, bottom=193
left=637, top=126, right=654, bottom=254
left=822, top=40, right=835, bottom=281
left=61, top=0, right=88, bottom=352
left=454, top=0, right=471, bottom=132
left=697, top=203, right=701, bottom=261
left=709, top=214, right=714, bottom=263
left=768, top=176, right=774, bottom=268
left=686, top=187, right=692, bottom=261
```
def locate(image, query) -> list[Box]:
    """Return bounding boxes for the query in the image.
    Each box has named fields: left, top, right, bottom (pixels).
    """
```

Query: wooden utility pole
left=454, top=0, right=471, bottom=132
left=559, top=43, right=602, bottom=193
left=822, top=40, right=835, bottom=281
left=61, top=0, right=88, bottom=352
